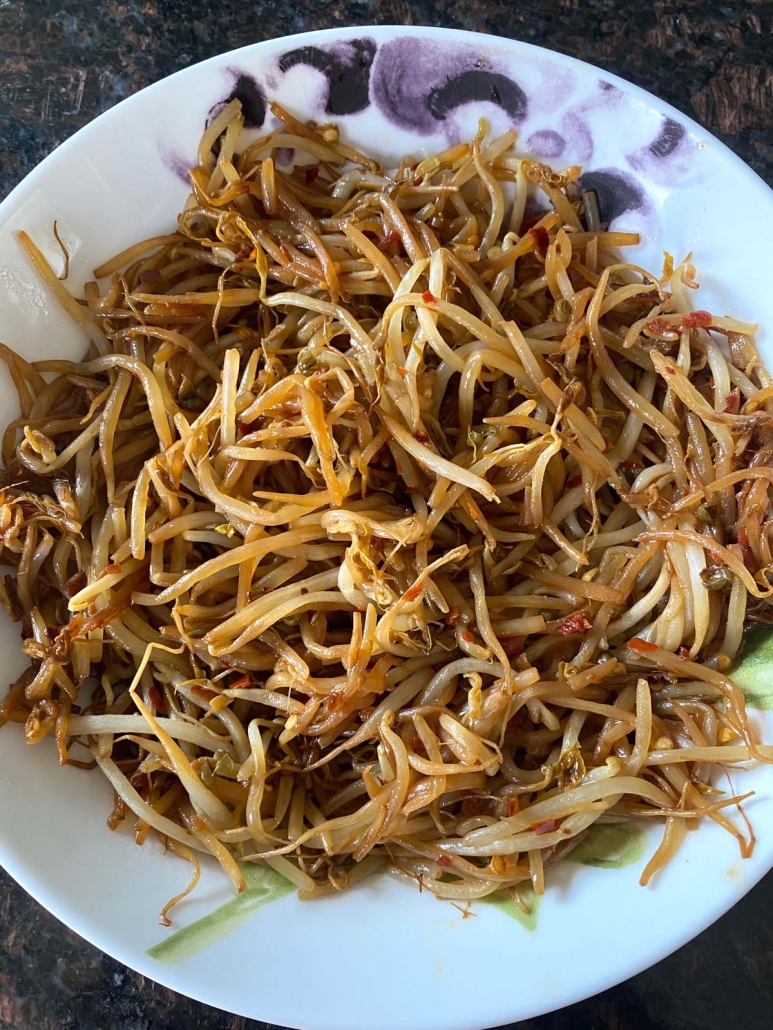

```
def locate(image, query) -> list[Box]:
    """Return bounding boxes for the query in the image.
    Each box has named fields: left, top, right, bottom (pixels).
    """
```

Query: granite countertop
left=1, top=2, right=772, bottom=1028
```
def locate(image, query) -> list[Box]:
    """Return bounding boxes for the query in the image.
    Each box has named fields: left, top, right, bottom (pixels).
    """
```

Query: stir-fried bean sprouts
left=1, top=102, right=771, bottom=917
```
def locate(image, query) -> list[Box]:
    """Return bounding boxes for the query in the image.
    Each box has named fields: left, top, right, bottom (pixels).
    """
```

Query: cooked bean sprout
left=1, top=102, right=771, bottom=917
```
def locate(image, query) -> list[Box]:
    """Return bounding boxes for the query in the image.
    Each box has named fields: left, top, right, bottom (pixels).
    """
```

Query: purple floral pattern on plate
left=184, top=33, right=702, bottom=233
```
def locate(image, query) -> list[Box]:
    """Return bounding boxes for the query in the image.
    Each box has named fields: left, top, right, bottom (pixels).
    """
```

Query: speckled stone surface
left=1, top=3, right=772, bottom=1029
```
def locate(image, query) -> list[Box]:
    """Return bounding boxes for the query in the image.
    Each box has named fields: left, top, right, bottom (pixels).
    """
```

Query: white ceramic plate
left=2, top=25, right=773, bottom=1030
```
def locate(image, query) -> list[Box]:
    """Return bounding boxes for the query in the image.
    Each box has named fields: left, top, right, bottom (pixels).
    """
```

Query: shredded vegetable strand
left=1, top=106, right=770, bottom=918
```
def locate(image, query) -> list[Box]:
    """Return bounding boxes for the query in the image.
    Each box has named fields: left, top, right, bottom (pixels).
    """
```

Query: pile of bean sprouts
left=1, top=99, right=772, bottom=919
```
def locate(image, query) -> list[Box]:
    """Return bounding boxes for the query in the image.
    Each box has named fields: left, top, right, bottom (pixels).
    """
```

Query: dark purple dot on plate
left=222, top=74, right=266, bottom=129
left=649, top=118, right=686, bottom=158
left=275, top=147, right=294, bottom=167
left=427, top=71, right=527, bottom=123
left=278, top=38, right=376, bottom=116
left=579, top=169, right=645, bottom=225
left=527, top=129, right=566, bottom=159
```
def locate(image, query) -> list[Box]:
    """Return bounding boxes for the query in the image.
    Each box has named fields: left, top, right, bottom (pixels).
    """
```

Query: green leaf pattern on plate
left=147, top=862, right=294, bottom=965
left=730, top=626, right=773, bottom=710
left=478, top=821, right=647, bottom=932
left=566, top=821, right=648, bottom=870
left=478, top=882, right=542, bottom=930
left=148, top=824, right=651, bottom=957
left=149, top=615, right=773, bottom=964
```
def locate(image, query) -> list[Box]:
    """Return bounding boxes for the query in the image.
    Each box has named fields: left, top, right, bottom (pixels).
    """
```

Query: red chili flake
left=724, top=389, right=741, bottom=415
left=414, top=428, right=430, bottom=443
left=461, top=629, right=476, bottom=643
left=738, top=528, right=749, bottom=547
left=628, top=636, right=659, bottom=652
left=397, top=365, right=408, bottom=378
left=533, top=819, right=557, bottom=836
left=148, top=684, right=163, bottom=709
left=409, top=162, right=419, bottom=172
left=645, top=317, right=673, bottom=335
left=411, top=734, right=426, bottom=754
left=508, top=797, right=520, bottom=817
left=64, top=570, right=87, bottom=598
left=664, top=365, right=677, bottom=375
left=436, top=855, right=453, bottom=867
left=555, top=614, right=593, bottom=636
left=444, top=608, right=461, bottom=627
left=565, top=475, right=582, bottom=489
left=678, top=646, right=691, bottom=661
left=104, top=563, right=122, bottom=576
left=190, top=685, right=216, bottom=702
left=528, top=226, right=550, bottom=254
left=230, top=674, right=251, bottom=690
left=422, top=290, right=436, bottom=304
left=404, top=583, right=424, bottom=602
left=679, top=309, right=712, bottom=329
left=378, top=230, right=400, bottom=254
left=501, top=636, right=524, bottom=656
left=304, top=166, right=319, bottom=184
left=300, top=587, right=309, bottom=595
left=620, top=458, right=642, bottom=470
left=647, top=310, right=713, bottom=335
